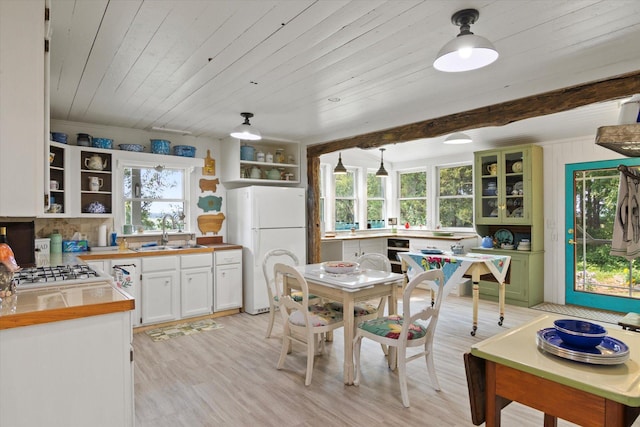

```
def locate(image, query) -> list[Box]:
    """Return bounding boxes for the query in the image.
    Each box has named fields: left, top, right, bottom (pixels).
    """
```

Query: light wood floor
left=133, top=291, right=638, bottom=427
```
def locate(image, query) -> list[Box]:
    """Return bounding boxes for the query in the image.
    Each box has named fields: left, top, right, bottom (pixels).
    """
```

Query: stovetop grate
left=13, top=264, right=100, bottom=285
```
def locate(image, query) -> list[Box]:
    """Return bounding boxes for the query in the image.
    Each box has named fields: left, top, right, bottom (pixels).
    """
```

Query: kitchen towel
left=611, top=171, right=640, bottom=260
left=98, top=225, right=107, bottom=247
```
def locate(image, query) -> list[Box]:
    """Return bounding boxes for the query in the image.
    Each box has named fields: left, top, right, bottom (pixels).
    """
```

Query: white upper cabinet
left=0, top=1, right=45, bottom=216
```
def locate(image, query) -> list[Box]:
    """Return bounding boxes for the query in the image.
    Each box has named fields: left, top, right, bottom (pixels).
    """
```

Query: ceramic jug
left=77, top=133, right=92, bottom=147
left=451, top=243, right=464, bottom=255
left=250, top=166, right=261, bottom=179
left=88, top=176, right=103, bottom=191
left=85, top=154, right=107, bottom=171
left=481, top=236, right=494, bottom=248
left=486, top=163, right=498, bottom=175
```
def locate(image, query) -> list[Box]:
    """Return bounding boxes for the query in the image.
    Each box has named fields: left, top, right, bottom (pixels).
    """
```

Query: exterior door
left=565, top=159, right=640, bottom=312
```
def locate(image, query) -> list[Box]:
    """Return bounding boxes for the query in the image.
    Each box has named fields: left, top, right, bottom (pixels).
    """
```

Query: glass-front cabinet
left=475, top=145, right=540, bottom=225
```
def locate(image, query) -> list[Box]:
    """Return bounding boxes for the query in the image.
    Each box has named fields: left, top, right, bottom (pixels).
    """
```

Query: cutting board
left=203, top=149, right=215, bottom=175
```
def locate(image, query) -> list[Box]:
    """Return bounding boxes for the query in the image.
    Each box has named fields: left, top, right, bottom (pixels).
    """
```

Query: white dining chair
left=353, top=268, right=445, bottom=407
left=274, top=263, right=344, bottom=386
left=261, top=248, right=300, bottom=338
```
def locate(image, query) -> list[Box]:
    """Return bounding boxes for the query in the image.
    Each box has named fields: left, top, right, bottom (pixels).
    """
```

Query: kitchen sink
left=134, top=244, right=207, bottom=252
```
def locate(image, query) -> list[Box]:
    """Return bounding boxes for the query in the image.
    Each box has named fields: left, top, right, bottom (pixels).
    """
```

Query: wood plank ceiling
left=49, top=0, right=640, bottom=163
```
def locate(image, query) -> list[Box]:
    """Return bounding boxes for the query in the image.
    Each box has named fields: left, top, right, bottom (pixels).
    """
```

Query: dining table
left=468, top=313, right=640, bottom=427
left=285, top=263, right=405, bottom=385
left=397, top=252, right=510, bottom=336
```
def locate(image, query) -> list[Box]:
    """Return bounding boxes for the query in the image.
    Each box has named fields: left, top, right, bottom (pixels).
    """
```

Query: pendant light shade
left=443, top=132, right=473, bottom=144
left=434, top=9, right=498, bottom=73
left=334, top=152, right=347, bottom=174
left=230, top=112, right=262, bottom=140
left=375, top=148, right=388, bottom=177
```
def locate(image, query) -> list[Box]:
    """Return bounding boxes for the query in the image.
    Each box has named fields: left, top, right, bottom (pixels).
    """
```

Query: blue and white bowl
left=553, top=319, right=607, bottom=348
left=173, top=145, right=196, bottom=157
left=150, top=139, right=171, bottom=154
left=84, top=201, right=107, bottom=214
left=119, top=144, right=144, bottom=152
left=92, top=138, right=113, bottom=149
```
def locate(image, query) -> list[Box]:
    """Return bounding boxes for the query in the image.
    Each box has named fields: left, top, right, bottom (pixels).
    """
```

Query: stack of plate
left=536, top=328, right=629, bottom=365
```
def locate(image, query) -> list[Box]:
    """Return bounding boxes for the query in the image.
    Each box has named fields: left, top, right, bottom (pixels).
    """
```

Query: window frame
left=115, top=160, right=194, bottom=235
left=436, top=162, right=474, bottom=231
left=397, top=168, right=428, bottom=228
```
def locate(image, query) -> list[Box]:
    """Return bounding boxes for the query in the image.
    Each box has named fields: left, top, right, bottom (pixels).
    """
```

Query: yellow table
left=470, top=314, right=640, bottom=427
left=286, top=264, right=404, bottom=385
left=398, top=252, right=510, bottom=335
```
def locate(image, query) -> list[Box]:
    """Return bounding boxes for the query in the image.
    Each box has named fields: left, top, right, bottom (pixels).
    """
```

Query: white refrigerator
left=227, top=186, right=307, bottom=315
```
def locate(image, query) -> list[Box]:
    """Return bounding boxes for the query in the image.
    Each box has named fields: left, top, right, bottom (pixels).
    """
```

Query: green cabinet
left=471, top=248, right=544, bottom=307
left=472, top=144, right=544, bottom=307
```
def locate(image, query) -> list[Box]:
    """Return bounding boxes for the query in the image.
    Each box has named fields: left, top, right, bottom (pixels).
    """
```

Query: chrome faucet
left=161, top=214, right=176, bottom=246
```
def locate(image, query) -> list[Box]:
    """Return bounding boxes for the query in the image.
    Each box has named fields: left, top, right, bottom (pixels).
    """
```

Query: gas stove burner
left=14, top=264, right=101, bottom=287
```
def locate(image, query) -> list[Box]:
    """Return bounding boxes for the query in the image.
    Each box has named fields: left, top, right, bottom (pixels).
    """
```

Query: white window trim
left=114, top=158, right=194, bottom=235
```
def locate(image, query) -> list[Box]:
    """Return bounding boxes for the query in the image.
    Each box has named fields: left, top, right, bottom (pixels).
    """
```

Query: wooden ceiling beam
left=306, top=69, right=640, bottom=157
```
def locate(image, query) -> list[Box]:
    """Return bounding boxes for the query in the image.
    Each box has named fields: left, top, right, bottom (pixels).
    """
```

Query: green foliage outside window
left=367, top=173, right=385, bottom=227
left=399, top=171, right=427, bottom=226
left=335, top=171, right=356, bottom=228
left=439, top=165, right=473, bottom=228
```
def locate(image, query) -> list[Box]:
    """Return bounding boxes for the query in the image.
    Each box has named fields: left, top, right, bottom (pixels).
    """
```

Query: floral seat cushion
left=325, top=301, right=378, bottom=317
left=289, top=304, right=343, bottom=327
left=358, top=314, right=427, bottom=340
left=274, top=291, right=318, bottom=303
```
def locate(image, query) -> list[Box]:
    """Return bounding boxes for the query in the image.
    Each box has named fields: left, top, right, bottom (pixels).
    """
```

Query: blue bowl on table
left=150, top=139, right=171, bottom=154
left=553, top=319, right=606, bottom=348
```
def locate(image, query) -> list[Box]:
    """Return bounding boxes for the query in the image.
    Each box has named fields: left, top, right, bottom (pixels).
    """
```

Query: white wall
left=540, top=136, right=626, bottom=304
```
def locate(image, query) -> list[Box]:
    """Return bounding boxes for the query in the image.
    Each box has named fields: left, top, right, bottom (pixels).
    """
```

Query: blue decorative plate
left=494, top=229, right=514, bottom=246
left=536, top=328, right=629, bottom=365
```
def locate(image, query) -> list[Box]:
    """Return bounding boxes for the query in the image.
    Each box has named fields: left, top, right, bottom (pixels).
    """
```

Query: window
left=438, top=164, right=473, bottom=228
left=335, top=170, right=357, bottom=230
left=122, top=165, right=188, bottom=232
left=366, top=172, right=385, bottom=228
left=399, top=171, right=427, bottom=227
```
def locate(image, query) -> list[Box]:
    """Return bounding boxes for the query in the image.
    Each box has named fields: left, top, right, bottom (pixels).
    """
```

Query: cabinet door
left=85, top=260, right=106, bottom=273
left=475, top=150, right=502, bottom=224
left=214, top=263, right=242, bottom=311
left=141, top=271, right=179, bottom=324
left=501, top=147, right=528, bottom=224
left=0, top=1, right=44, bottom=216
left=359, top=238, right=384, bottom=256
left=181, top=267, right=213, bottom=318
left=342, top=241, right=360, bottom=261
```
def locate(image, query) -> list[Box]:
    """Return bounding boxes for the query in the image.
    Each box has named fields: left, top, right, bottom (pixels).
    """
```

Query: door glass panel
left=567, top=161, right=640, bottom=311
left=479, top=153, right=498, bottom=218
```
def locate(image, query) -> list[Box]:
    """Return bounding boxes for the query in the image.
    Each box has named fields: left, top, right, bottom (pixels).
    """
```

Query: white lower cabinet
left=141, top=256, right=180, bottom=325
left=0, top=311, right=133, bottom=427
left=214, top=249, right=243, bottom=312
left=180, top=253, right=213, bottom=318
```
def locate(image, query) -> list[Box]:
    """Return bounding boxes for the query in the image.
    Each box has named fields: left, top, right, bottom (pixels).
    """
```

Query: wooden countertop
left=0, top=282, right=134, bottom=330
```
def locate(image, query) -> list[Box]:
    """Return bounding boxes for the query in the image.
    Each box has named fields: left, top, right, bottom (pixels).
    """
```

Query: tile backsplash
left=35, top=218, right=112, bottom=247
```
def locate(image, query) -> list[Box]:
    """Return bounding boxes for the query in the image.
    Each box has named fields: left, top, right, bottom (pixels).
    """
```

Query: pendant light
left=230, top=112, right=262, bottom=141
left=443, top=132, right=473, bottom=144
left=433, top=9, right=498, bottom=73
left=375, top=148, right=388, bottom=177
left=334, top=152, right=347, bottom=174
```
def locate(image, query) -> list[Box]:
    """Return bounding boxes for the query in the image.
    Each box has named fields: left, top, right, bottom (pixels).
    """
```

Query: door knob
left=568, top=239, right=576, bottom=245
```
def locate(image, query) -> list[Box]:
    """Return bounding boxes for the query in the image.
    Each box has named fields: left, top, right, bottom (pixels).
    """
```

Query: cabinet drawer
left=215, top=249, right=242, bottom=265
left=142, top=256, right=178, bottom=272
left=181, top=253, right=213, bottom=269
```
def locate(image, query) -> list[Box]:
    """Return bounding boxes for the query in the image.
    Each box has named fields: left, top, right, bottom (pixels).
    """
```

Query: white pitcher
left=88, top=176, right=103, bottom=192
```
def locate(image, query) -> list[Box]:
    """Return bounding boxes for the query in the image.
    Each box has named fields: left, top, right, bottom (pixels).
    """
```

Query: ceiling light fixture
left=433, top=8, right=498, bottom=72
left=443, top=132, right=473, bottom=144
left=334, top=152, right=347, bottom=175
left=151, top=126, right=192, bottom=135
left=230, top=112, right=262, bottom=141
left=375, top=148, right=388, bottom=177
